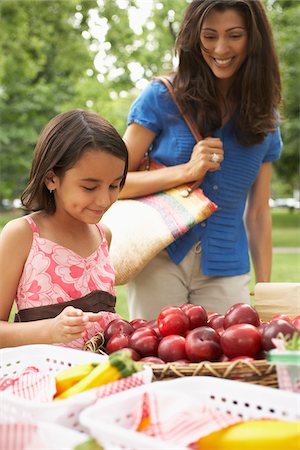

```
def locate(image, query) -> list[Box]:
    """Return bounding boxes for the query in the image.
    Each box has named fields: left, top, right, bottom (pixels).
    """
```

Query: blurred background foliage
left=0, top=0, right=299, bottom=201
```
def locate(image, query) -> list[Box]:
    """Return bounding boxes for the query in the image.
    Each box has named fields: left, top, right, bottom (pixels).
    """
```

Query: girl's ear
left=44, top=170, right=57, bottom=191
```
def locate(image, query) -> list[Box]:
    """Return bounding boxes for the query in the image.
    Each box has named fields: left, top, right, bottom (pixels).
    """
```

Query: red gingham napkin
left=0, top=364, right=150, bottom=403
left=95, top=369, right=151, bottom=399
left=136, top=391, right=243, bottom=448
left=271, top=338, right=300, bottom=391
left=0, top=423, right=43, bottom=450
left=0, top=366, right=56, bottom=402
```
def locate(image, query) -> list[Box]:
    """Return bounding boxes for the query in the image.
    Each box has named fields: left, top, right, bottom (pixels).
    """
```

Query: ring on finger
left=211, top=152, right=219, bottom=163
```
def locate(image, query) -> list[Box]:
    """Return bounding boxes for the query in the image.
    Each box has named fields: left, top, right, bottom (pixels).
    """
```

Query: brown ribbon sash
left=14, top=290, right=116, bottom=322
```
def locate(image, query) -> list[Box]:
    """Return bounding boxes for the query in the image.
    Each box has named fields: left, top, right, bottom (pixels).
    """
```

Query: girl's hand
left=50, top=306, right=90, bottom=344
left=86, top=311, right=104, bottom=322
left=188, top=137, right=224, bottom=180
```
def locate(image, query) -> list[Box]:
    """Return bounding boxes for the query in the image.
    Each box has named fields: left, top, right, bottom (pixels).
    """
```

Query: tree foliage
left=264, top=0, right=300, bottom=192
left=0, top=0, right=299, bottom=200
left=0, top=0, right=97, bottom=198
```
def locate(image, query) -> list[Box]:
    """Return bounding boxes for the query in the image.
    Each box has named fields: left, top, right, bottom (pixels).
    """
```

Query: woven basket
left=84, top=334, right=278, bottom=388
left=150, top=360, right=278, bottom=387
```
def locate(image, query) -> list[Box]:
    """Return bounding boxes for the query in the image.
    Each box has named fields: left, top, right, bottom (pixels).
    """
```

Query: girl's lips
left=88, top=208, right=104, bottom=215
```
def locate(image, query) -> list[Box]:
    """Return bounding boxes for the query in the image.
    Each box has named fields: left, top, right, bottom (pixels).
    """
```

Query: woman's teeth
left=214, top=58, right=232, bottom=65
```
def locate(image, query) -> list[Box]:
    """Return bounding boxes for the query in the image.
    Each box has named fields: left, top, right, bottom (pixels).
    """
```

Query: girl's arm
left=0, top=218, right=92, bottom=348
left=245, top=162, right=273, bottom=283
left=0, top=307, right=91, bottom=348
left=119, top=123, right=223, bottom=199
left=0, top=217, right=32, bottom=321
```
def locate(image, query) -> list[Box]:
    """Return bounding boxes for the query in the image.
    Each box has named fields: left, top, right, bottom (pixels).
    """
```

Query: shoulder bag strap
left=155, top=76, right=203, bottom=142
left=154, top=76, right=203, bottom=195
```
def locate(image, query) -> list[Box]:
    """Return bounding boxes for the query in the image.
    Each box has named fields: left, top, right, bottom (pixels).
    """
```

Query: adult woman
left=120, top=0, right=282, bottom=320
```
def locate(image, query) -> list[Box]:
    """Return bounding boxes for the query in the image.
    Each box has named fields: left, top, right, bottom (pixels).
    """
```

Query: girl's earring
left=49, top=189, right=53, bottom=194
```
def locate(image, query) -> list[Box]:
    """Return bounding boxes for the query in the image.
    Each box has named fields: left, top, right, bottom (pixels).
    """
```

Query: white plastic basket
left=0, top=420, right=88, bottom=450
left=0, top=391, right=88, bottom=450
left=79, top=376, right=300, bottom=450
left=0, top=344, right=152, bottom=431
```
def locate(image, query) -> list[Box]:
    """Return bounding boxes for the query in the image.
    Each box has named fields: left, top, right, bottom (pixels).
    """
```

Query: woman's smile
left=200, top=9, right=248, bottom=86
left=213, top=57, right=234, bottom=67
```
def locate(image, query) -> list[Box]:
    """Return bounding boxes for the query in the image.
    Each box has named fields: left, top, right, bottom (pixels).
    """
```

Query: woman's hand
left=50, top=306, right=91, bottom=343
left=187, top=137, right=224, bottom=180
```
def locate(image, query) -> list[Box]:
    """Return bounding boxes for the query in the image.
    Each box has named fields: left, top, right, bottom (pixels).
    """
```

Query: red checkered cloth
left=0, top=423, right=48, bottom=450
left=133, top=391, right=243, bottom=448
left=0, top=367, right=56, bottom=402
left=95, top=369, right=150, bottom=399
left=271, top=338, right=300, bottom=392
left=0, top=364, right=151, bottom=403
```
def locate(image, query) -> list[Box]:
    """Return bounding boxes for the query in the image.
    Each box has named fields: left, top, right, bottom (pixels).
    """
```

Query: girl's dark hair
left=174, top=0, right=282, bottom=145
left=21, top=109, right=128, bottom=213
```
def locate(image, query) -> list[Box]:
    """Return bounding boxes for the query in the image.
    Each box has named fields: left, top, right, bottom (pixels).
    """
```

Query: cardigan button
left=213, top=184, right=218, bottom=190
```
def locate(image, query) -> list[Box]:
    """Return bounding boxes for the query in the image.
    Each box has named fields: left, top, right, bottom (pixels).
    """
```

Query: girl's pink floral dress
left=15, top=216, right=120, bottom=349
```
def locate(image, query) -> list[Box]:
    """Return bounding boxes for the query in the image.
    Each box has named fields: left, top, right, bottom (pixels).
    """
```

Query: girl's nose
left=95, top=189, right=112, bottom=209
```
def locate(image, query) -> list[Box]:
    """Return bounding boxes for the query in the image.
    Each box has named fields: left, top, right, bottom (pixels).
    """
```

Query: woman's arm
left=245, top=162, right=273, bottom=283
left=120, top=123, right=223, bottom=198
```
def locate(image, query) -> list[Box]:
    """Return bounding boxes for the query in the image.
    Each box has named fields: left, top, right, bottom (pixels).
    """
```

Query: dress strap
left=96, top=222, right=106, bottom=241
left=24, top=215, right=39, bottom=234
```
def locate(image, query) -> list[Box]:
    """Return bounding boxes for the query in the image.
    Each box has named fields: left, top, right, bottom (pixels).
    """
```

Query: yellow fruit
left=55, top=363, right=98, bottom=396
left=55, top=361, right=118, bottom=399
left=55, top=350, right=143, bottom=400
left=196, top=419, right=300, bottom=450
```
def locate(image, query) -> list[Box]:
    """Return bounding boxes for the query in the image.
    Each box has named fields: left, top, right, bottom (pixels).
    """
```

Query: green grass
left=0, top=210, right=21, bottom=228
left=272, top=209, right=300, bottom=247
left=3, top=209, right=299, bottom=323
left=116, top=286, right=128, bottom=319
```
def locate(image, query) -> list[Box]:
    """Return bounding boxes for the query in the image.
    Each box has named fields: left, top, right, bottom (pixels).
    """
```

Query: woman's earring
left=49, top=189, right=53, bottom=194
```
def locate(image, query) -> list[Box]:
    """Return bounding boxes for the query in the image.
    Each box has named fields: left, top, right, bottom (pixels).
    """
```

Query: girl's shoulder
left=1, top=214, right=32, bottom=237
left=0, top=214, right=33, bottom=257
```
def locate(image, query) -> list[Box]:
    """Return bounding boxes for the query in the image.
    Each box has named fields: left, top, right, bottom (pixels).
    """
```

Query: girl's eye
left=110, top=183, right=121, bottom=190
left=230, top=34, right=242, bottom=39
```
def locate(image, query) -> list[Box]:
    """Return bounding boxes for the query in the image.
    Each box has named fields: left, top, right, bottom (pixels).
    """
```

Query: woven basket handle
left=155, top=76, right=203, bottom=142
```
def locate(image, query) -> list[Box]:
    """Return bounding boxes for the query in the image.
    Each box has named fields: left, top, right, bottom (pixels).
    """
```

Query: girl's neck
left=33, top=212, right=101, bottom=258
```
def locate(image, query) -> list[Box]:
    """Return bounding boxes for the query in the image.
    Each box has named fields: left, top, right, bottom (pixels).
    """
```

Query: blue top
left=127, top=80, right=282, bottom=276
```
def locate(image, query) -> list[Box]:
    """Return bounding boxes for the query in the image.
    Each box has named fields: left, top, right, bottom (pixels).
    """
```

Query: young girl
left=0, top=109, right=128, bottom=348
left=120, top=0, right=282, bottom=320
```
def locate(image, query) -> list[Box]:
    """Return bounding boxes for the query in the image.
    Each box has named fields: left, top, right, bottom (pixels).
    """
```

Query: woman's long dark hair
left=21, top=109, right=128, bottom=213
left=174, top=0, right=281, bottom=145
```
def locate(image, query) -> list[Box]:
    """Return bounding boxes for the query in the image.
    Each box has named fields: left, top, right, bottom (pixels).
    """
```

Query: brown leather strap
left=14, top=290, right=116, bottom=322
left=155, top=76, right=203, bottom=141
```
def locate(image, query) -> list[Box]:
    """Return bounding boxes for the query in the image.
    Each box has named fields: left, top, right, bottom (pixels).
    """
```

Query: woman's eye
left=83, top=186, right=96, bottom=191
left=230, top=34, right=242, bottom=39
left=203, top=35, right=216, bottom=40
